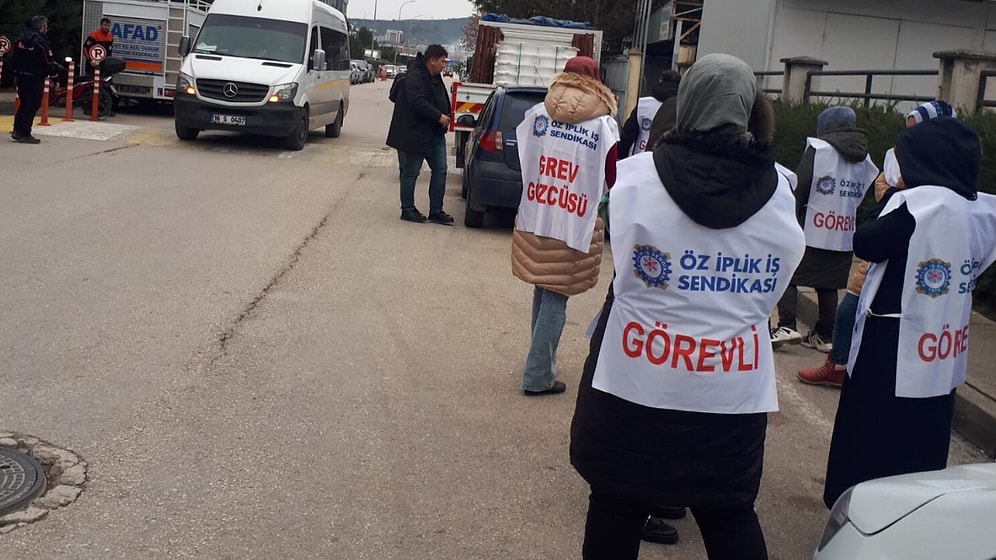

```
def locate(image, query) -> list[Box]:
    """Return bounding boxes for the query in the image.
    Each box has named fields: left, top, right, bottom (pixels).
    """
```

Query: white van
left=172, top=0, right=350, bottom=150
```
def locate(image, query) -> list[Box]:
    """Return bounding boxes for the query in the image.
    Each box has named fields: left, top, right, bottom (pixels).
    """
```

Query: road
left=0, top=77, right=989, bottom=560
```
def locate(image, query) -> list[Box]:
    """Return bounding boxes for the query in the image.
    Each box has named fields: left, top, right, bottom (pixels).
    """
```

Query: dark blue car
left=460, top=86, right=547, bottom=228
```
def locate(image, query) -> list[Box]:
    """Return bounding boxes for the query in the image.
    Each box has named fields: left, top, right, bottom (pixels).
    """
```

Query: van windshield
left=193, top=14, right=307, bottom=64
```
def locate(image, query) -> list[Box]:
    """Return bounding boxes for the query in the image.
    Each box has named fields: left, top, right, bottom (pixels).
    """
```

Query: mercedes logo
left=222, top=82, right=239, bottom=98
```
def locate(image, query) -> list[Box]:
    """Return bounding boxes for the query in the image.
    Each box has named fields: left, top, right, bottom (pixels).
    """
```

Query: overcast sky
left=349, top=0, right=476, bottom=20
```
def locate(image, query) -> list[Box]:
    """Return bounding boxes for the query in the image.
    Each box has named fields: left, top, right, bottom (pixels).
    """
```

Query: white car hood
left=848, top=463, right=996, bottom=534
left=187, top=55, right=301, bottom=85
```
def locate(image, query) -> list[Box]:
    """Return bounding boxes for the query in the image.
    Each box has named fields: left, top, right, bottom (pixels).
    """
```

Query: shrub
left=771, top=100, right=996, bottom=315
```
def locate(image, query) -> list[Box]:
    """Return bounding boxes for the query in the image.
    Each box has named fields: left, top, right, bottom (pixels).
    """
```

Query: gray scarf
left=675, top=53, right=756, bottom=140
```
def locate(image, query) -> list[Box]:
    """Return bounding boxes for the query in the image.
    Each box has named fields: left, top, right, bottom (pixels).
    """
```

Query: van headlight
left=817, top=488, right=853, bottom=551
left=178, top=72, right=196, bottom=95
left=269, top=83, right=298, bottom=103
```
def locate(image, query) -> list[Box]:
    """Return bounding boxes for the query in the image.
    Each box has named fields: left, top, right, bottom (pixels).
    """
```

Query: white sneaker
left=802, top=331, right=833, bottom=353
left=770, top=326, right=802, bottom=349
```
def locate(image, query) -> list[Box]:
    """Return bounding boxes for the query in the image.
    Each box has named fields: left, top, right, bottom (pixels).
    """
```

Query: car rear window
left=498, top=93, right=546, bottom=131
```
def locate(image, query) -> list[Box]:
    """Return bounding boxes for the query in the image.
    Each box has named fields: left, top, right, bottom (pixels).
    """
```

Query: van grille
left=197, top=79, right=270, bottom=102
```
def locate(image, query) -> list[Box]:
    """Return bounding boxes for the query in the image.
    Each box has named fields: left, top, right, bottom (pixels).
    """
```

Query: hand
left=438, top=114, right=451, bottom=127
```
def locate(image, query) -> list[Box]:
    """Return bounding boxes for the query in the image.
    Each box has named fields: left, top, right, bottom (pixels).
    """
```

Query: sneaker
left=641, top=516, right=679, bottom=545
left=523, top=381, right=566, bottom=396
left=801, top=331, right=833, bottom=353
left=797, top=355, right=846, bottom=388
left=13, top=135, right=41, bottom=144
left=770, top=326, right=802, bottom=349
left=427, top=210, right=454, bottom=225
left=400, top=208, right=427, bottom=223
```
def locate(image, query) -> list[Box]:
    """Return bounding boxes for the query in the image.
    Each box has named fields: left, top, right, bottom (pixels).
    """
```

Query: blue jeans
left=522, top=286, right=569, bottom=391
left=399, top=134, right=447, bottom=214
left=830, top=292, right=860, bottom=365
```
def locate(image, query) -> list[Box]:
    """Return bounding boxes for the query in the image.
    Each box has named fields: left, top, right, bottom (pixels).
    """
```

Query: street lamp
left=399, top=0, right=417, bottom=22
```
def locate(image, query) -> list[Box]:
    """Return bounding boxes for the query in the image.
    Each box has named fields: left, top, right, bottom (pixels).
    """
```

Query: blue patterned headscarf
left=906, top=100, right=957, bottom=125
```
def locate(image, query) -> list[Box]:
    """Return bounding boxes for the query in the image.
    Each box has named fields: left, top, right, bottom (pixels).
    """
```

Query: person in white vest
left=797, top=100, right=957, bottom=388
left=617, top=70, right=680, bottom=158
left=569, top=53, right=805, bottom=560
left=771, top=107, right=879, bottom=352
left=511, top=56, right=620, bottom=397
left=823, top=117, right=996, bottom=509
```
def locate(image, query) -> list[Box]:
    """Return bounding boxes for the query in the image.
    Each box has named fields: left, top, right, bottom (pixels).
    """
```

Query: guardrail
left=754, top=70, right=781, bottom=95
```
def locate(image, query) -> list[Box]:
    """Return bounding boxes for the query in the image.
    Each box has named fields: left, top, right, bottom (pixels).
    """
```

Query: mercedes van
left=173, top=0, right=350, bottom=150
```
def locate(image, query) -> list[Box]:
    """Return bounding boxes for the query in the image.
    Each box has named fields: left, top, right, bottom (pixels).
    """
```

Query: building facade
left=697, top=0, right=996, bottom=103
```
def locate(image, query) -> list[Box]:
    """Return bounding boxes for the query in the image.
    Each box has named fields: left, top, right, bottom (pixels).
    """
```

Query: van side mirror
left=313, top=50, right=327, bottom=71
left=179, top=36, right=191, bottom=57
left=457, top=115, right=476, bottom=128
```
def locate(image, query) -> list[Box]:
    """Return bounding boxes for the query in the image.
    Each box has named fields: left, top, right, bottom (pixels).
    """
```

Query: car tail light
left=480, top=130, right=503, bottom=153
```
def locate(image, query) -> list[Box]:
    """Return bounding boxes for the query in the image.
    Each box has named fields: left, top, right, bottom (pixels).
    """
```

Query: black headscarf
left=895, top=116, right=979, bottom=200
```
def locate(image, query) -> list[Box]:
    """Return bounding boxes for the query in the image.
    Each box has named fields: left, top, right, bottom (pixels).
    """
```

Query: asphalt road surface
left=0, top=78, right=988, bottom=559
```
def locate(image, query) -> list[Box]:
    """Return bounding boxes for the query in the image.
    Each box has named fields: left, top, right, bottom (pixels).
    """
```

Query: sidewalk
left=797, top=288, right=996, bottom=458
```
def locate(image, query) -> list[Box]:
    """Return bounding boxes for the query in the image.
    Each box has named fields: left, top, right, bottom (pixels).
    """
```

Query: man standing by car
left=386, top=44, right=454, bottom=224
left=10, top=16, right=60, bottom=144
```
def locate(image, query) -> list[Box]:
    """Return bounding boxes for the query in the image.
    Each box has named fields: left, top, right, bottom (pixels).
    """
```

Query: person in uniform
left=83, top=17, right=114, bottom=74
left=10, top=16, right=60, bottom=144
left=569, top=53, right=805, bottom=560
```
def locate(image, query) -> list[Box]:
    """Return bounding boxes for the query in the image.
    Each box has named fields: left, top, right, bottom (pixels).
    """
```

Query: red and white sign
left=89, top=44, right=107, bottom=62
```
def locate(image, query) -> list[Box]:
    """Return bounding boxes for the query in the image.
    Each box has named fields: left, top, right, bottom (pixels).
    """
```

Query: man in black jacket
left=386, top=45, right=454, bottom=224
left=10, top=16, right=60, bottom=144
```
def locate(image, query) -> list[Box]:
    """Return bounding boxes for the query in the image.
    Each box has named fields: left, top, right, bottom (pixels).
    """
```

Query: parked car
left=461, top=86, right=547, bottom=228
left=350, top=62, right=361, bottom=84
left=384, top=65, right=397, bottom=79
left=351, top=59, right=373, bottom=83
left=814, top=463, right=996, bottom=560
left=443, top=66, right=454, bottom=77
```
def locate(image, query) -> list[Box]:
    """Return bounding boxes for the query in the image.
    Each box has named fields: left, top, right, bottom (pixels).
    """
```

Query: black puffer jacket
left=385, top=53, right=451, bottom=157
left=570, top=134, right=778, bottom=508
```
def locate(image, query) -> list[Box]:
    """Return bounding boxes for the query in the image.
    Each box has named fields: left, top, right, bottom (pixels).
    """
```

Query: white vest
left=850, top=187, right=996, bottom=398
left=883, top=148, right=901, bottom=187
left=775, top=162, right=798, bottom=192
left=803, top=138, right=879, bottom=251
left=631, top=97, right=663, bottom=155
left=515, top=103, right=619, bottom=252
left=592, top=153, right=806, bottom=413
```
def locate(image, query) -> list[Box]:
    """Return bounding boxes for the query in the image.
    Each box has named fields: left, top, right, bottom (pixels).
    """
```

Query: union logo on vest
left=532, top=115, right=550, bottom=137
left=815, top=175, right=836, bottom=196
left=632, top=244, right=672, bottom=289
left=915, top=258, right=953, bottom=298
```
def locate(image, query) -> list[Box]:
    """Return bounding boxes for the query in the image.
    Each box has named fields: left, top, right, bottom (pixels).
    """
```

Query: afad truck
left=451, top=15, right=603, bottom=168
left=82, top=0, right=209, bottom=102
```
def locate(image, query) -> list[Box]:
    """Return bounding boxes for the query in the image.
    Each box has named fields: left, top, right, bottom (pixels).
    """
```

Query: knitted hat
left=906, top=100, right=957, bottom=125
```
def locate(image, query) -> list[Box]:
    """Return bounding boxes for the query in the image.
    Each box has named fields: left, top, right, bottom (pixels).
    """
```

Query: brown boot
left=797, top=355, right=846, bottom=388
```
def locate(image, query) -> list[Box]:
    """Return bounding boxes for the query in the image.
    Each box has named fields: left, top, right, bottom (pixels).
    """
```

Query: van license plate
left=211, top=114, right=246, bottom=126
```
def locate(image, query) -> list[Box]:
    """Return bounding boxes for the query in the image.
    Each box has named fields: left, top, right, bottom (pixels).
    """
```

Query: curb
left=797, top=288, right=996, bottom=458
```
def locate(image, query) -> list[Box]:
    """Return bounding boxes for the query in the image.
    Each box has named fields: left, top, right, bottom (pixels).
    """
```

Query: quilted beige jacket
left=511, top=71, right=614, bottom=297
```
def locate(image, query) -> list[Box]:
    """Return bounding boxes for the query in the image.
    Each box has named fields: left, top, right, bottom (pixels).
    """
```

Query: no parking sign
left=0, top=35, right=11, bottom=56
left=89, top=43, right=107, bottom=63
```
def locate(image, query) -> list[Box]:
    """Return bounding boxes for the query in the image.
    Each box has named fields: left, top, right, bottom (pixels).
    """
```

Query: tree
left=460, top=12, right=480, bottom=53
left=470, top=0, right=672, bottom=54
left=0, top=0, right=79, bottom=87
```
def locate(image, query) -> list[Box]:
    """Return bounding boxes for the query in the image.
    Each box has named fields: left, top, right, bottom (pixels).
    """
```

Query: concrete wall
left=698, top=0, right=996, bottom=106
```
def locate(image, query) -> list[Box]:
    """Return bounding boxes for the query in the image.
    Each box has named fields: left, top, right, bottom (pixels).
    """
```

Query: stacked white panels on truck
left=494, top=42, right=578, bottom=87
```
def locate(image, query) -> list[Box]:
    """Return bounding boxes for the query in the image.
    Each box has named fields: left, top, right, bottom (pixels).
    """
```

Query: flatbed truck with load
left=451, top=15, right=603, bottom=168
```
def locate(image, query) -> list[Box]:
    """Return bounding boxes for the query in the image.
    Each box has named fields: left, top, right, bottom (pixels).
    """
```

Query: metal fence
left=754, top=68, right=944, bottom=107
